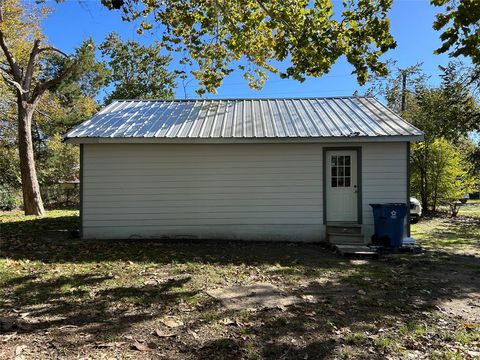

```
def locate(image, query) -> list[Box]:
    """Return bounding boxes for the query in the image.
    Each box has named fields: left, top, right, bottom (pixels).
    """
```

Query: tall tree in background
left=406, top=65, right=479, bottom=210
left=0, top=0, right=106, bottom=215
left=367, top=62, right=479, bottom=210
left=100, top=32, right=176, bottom=103
left=101, top=0, right=397, bottom=94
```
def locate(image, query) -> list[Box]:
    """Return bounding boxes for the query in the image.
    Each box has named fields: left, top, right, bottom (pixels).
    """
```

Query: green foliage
left=46, top=39, right=110, bottom=102
left=467, top=144, right=480, bottom=175
left=38, top=94, right=99, bottom=139
left=0, top=0, right=110, bottom=213
left=411, top=139, right=477, bottom=213
left=431, top=0, right=480, bottom=66
left=0, top=145, right=20, bottom=188
left=370, top=62, right=480, bottom=211
left=35, top=39, right=107, bottom=135
left=0, top=185, right=22, bottom=210
left=39, top=133, right=79, bottom=186
left=100, top=32, right=176, bottom=102
left=101, top=0, right=396, bottom=95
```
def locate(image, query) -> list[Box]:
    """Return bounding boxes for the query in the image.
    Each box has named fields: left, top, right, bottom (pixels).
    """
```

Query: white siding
left=361, top=142, right=408, bottom=242
left=82, top=143, right=324, bottom=240
left=82, top=142, right=408, bottom=242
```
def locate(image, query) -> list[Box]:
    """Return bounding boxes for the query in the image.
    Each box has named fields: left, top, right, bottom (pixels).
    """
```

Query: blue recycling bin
left=370, top=203, right=407, bottom=248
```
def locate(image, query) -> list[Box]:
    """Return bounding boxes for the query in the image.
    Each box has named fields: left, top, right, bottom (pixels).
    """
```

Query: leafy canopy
left=101, top=0, right=396, bottom=95
left=100, top=32, right=176, bottom=103
left=0, top=0, right=108, bottom=208
left=432, top=0, right=480, bottom=66
left=367, top=62, right=479, bottom=141
left=411, top=138, right=477, bottom=213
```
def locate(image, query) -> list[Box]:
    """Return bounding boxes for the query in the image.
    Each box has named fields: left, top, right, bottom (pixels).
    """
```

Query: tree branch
left=0, top=68, right=27, bottom=94
left=38, top=46, right=69, bottom=58
left=23, top=39, right=41, bottom=91
left=30, top=62, right=76, bottom=103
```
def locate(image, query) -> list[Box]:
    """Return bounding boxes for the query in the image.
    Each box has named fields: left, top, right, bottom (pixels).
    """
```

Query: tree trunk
left=18, top=102, right=45, bottom=216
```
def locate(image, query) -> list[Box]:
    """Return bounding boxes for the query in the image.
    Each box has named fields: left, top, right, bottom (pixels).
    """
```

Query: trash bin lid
left=370, top=203, right=406, bottom=207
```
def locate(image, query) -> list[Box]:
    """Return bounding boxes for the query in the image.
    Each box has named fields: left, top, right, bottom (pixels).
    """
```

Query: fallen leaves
left=161, top=318, right=184, bottom=328
left=0, top=317, right=31, bottom=332
left=1, top=211, right=480, bottom=359
left=96, top=342, right=125, bottom=348
left=461, top=322, right=476, bottom=331
left=187, top=329, right=200, bottom=339
left=14, top=344, right=28, bottom=358
left=130, top=341, right=151, bottom=351
left=301, top=294, right=317, bottom=303
left=220, top=318, right=237, bottom=326
left=0, top=317, right=15, bottom=332
left=154, top=329, right=176, bottom=338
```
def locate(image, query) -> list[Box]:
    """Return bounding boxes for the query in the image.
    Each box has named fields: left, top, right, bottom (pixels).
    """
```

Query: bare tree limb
left=31, top=62, right=76, bottom=103
left=0, top=69, right=26, bottom=94
left=23, top=39, right=41, bottom=91
left=38, top=46, right=69, bottom=58
left=34, top=107, right=54, bottom=120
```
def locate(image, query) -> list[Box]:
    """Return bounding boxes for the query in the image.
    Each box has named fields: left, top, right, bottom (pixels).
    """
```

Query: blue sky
left=42, top=0, right=460, bottom=100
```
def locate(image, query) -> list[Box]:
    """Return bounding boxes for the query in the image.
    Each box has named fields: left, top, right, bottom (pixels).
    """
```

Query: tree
left=401, top=64, right=479, bottom=210
left=99, top=32, right=176, bottom=103
left=0, top=0, right=106, bottom=215
left=101, top=0, right=397, bottom=95
left=411, top=139, right=477, bottom=215
left=431, top=0, right=480, bottom=67
left=368, top=62, right=479, bottom=210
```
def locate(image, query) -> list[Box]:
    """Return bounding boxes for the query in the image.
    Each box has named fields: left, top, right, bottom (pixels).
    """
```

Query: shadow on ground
left=1, top=214, right=479, bottom=359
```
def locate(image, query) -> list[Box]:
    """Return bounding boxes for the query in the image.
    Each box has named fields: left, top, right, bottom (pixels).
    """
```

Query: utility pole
left=400, top=69, right=407, bottom=113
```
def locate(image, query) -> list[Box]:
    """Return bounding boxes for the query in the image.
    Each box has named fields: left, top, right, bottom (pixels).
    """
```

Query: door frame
left=323, top=146, right=362, bottom=224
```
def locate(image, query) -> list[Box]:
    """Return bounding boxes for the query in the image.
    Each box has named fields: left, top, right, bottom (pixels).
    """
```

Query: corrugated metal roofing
left=65, top=97, right=423, bottom=141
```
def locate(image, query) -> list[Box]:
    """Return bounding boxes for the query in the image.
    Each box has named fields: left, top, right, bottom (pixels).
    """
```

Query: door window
left=330, top=155, right=352, bottom=188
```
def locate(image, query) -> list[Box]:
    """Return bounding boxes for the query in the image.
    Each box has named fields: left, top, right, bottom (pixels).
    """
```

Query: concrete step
left=328, top=232, right=365, bottom=245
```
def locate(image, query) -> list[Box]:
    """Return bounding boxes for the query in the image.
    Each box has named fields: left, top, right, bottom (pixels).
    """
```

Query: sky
left=41, top=0, right=462, bottom=101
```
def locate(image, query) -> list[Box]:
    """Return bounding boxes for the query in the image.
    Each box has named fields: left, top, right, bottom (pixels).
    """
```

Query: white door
left=326, top=150, right=358, bottom=222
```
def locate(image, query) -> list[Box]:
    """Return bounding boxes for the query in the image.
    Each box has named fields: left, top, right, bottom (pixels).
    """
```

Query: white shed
left=64, top=97, right=423, bottom=245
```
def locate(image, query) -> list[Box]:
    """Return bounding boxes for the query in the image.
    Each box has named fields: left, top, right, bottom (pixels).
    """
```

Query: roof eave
left=64, top=134, right=424, bottom=145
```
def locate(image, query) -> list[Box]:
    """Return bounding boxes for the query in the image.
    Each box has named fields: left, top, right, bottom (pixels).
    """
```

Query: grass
left=436, top=199, right=480, bottom=218
left=411, top=212, right=480, bottom=255
left=0, top=209, right=479, bottom=359
left=459, top=199, right=480, bottom=217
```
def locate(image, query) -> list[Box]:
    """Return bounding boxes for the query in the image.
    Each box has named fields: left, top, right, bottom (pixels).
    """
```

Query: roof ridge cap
left=113, top=96, right=376, bottom=102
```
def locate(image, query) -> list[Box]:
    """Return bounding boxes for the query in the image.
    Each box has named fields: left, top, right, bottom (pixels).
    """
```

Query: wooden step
left=326, top=224, right=362, bottom=235
left=334, top=245, right=379, bottom=258
left=328, top=232, right=365, bottom=246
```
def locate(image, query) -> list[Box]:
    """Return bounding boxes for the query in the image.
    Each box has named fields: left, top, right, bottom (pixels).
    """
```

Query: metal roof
left=64, top=97, right=423, bottom=143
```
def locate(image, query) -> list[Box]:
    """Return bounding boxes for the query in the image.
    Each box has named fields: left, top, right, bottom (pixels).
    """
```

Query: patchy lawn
left=0, top=210, right=479, bottom=359
left=437, top=199, right=480, bottom=219
left=459, top=200, right=480, bottom=218
left=412, top=215, right=480, bottom=256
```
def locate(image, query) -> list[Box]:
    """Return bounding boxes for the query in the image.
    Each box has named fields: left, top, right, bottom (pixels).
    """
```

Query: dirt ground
left=0, top=210, right=479, bottom=359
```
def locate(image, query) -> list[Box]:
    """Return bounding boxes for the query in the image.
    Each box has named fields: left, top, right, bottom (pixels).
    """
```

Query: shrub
left=0, top=186, right=22, bottom=210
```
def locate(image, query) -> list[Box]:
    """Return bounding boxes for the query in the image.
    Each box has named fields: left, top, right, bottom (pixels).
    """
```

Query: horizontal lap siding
left=82, top=143, right=324, bottom=240
left=361, top=142, right=408, bottom=241
left=82, top=142, right=408, bottom=241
